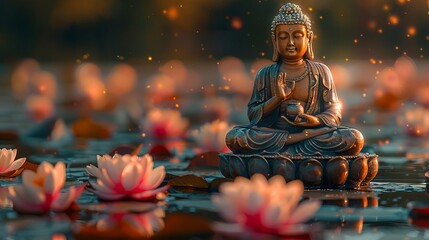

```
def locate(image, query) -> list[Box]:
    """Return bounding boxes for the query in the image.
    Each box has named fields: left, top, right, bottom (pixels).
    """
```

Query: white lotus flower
left=86, top=154, right=169, bottom=201
left=212, top=174, right=320, bottom=236
left=8, top=161, right=84, bottom=214
left=193, top=120, right=232, bottom=153
left=0, top=148, right=26, bottom=177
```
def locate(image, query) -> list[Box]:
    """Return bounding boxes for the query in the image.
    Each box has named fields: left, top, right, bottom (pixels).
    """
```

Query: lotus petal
left=130, top=185, right=169, bottom=201
left=3, top=157, right=26, bottom=173
left=51, top=185, right=85, bottom=211
left=122, top=163, right=143, bottom=192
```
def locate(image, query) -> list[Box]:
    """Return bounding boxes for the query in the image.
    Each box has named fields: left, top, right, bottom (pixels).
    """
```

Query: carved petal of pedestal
left=247, top=155, right=270, bottom=178
left=298, top=159, right=323, bottom=187
left=219, top=154, right=232, bottom=178
left=218, top=153, right=378, bottom=189
left=228, top=155, right=249, bottom=178
left=361, top=155, right=379, bottom=186
left=346, top=156, right=368, bottom=189
left=325, top=157, right=349, bottom=187
left=269, top=157, right=295, bottom=181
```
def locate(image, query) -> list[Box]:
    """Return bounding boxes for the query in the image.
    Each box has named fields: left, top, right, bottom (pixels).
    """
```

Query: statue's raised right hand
left=276, top=72, right=292, bottom=101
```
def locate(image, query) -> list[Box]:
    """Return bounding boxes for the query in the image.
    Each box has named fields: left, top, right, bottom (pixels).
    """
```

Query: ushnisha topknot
left=270, top=3, right=312, bottom=38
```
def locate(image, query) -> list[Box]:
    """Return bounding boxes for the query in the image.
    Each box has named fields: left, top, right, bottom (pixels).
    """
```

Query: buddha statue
left=225, top=3, right=364, bottom=157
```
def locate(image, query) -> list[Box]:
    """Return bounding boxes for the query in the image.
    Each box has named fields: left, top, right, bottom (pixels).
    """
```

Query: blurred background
left=0, top=0, right=427, bottom=62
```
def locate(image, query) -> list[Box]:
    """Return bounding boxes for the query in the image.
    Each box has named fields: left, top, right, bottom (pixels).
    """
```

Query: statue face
left=275, top=24, right=308, bottom=61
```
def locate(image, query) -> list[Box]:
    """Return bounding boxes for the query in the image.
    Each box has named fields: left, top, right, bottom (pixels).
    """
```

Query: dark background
left=0, top=0, right=427, bottom=64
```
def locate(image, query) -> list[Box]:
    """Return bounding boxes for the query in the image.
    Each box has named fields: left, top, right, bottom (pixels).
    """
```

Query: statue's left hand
left=294, top=114, right=321, bottom=127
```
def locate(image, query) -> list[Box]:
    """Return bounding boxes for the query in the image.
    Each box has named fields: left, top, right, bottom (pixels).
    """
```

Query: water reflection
left=0, top=188, right=11, bottom=208
left=74, top=207, right=165, bottom=239
left=306, top=191, right=378, bottom=208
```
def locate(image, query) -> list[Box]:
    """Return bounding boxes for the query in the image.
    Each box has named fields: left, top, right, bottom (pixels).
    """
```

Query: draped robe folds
left=225, top=60, right=363, bottom=156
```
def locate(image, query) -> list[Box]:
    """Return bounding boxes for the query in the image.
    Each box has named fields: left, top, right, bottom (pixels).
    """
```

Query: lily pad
left=168, top=174, right=209, bottom=190
left=72, top=116, right=112, bottom=139
left=186, top=151, right=220, bottom=170
left=0, top=130, right=18, bottom=140
left=208, top=178, right=233, bottom=193
left=149, top=144, right=173, bottom=161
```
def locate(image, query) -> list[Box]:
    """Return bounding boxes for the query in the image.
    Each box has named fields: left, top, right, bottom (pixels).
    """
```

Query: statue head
left=271, top=3, right=314, bottom=62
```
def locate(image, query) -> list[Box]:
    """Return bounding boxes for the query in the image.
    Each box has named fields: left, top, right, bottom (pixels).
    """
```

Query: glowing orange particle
left=383, top=4, right=390, bottom=11
left=408, top=27, right=416, bottom=36
left=389, top=16, right=399, bottom=25
left=370, top=58, right=377, bottom=64
left=368, top=21, right=377, bottom=29
left=166, top=7, right=178, bottom=20
left=230, top=17, right=243, bottom=30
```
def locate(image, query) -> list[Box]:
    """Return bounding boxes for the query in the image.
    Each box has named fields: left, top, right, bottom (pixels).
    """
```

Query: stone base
left=219, top=152, right=378, bottom=189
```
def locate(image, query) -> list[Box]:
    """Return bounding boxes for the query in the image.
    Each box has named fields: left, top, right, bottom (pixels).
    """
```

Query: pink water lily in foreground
left=0, top=148, right=26, bottom=177
left=8, top=161, right=84, bottom=214
left=86, top=154, right=169, bottom=201
left=212, top=174, right=320, bottom=236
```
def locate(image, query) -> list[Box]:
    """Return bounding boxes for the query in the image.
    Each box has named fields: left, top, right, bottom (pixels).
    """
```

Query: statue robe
left=226, top=60, right=363, bottom=155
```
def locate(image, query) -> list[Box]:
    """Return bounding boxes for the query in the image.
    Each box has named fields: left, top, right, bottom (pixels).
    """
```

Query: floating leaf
left=72, top=116, right=112, bottom=139
left=0, top=130, right=18, bottom=140
left=186, top=151, right=220, bottom=170
left=149, top=144, right=173, bottom=161
left=168, top=174, right=209, bottom=190
left=208, top=178, right=233, bottom=193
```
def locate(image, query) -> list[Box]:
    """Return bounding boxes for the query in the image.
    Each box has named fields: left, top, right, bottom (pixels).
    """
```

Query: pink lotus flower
left=8, top=161, right=84, bottom=214
left=141, top=108, right=188, bottom=139
left=192, top=120, right=232, bottom=153
left=212, top=174, right=320, bottom=236
left=25, top=95, right=55, bottom=122
left=86, top=154, right=169, bottom=201
left=0, top=148, right=26, bottom=177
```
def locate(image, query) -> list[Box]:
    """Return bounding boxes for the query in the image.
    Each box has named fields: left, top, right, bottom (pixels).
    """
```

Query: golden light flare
left=106, top=64, right=137, bottom=98
left=368, top=21, right=377, bottom=30
left=383, top=4, right=391, bottom=11
left=388, top=16, right=399, bottom=25
left=230, top=17, right=243, bottom=30
left=407, top=26, right=416, bottom=37
left=164, top=7, right=178, bottom=20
